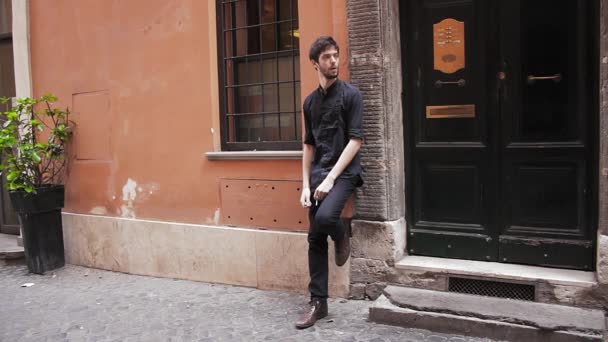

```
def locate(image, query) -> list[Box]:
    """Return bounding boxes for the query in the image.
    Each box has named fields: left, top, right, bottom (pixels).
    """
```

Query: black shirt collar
left=318, top=79, right=340, bottom=97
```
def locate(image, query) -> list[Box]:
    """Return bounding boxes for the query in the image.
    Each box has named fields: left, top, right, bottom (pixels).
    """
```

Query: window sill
left=205, top=151, right=302, bottom=160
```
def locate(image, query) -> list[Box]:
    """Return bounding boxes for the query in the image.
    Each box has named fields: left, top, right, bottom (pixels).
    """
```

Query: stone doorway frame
left=347, top=0, right=608, bottom=289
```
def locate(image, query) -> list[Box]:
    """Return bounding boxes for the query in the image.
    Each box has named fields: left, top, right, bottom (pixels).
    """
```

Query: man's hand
left=313, top=175, right=335, bottom=202
left=300, top=187, right=312, bottom=208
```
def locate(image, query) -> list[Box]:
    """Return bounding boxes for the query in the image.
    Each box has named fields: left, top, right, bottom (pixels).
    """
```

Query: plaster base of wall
left=61, top=212, right=349, bottom=297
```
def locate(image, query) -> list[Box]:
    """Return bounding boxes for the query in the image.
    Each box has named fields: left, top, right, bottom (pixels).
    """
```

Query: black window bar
left=217, top=0, right=301, bottom=151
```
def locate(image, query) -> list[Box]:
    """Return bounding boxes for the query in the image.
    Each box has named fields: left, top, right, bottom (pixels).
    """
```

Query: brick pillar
left=346, top=0, right=407, bottom=299
left=347, top=0, right=405, bottom=222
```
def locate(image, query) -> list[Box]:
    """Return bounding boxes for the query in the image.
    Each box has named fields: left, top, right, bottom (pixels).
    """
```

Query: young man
left=295, top=36, right=364, bottom=329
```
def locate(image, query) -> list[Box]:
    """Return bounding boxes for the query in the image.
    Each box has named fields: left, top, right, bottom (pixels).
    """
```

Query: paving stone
left=0, top=264, right=500, bottom=341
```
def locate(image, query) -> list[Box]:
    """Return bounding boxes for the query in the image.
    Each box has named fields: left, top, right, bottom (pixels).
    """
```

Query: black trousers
left=308, top=177, right=357, bottom=300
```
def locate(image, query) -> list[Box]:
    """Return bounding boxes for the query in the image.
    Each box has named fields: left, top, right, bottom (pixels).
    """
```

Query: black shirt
left=303, top=79, right=364, bottom=190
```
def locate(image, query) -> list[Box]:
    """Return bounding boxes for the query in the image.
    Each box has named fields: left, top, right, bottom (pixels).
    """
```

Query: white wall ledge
left=205, top=151, right=302, bottom=160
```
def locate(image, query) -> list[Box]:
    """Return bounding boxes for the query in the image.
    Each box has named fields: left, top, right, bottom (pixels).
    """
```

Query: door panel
left=406, top=0, right=497, bottom=261
left=498, top=0, right=595, bottom=269
left=419, top=162, right=482, bottom=224
left=500, top=236, right=592, bottom=269
left=500, top=0, right=588, bottom=144
left=403, top=0, right=597, bottom=269
left=519, top=1, right=583, bottom=142
left=506, top=160, right=582, bottom=232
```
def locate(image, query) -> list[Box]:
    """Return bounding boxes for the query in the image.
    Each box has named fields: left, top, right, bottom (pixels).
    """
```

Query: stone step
left=389, top=255, right=602, bottom=310
left=0, top=233, right=25, bottom=266
left=370, top=285, right=606, bottom=341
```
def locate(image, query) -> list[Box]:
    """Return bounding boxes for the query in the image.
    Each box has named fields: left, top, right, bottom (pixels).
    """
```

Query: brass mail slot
left=426, top=104, right=475, bottom=119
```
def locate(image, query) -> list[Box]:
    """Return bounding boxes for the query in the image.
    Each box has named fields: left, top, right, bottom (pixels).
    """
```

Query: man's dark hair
left=309, top=36, right=340, bottom=63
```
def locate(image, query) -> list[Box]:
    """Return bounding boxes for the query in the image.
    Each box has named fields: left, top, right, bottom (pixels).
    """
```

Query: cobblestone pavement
left=0, top=264, right=500, bottom=342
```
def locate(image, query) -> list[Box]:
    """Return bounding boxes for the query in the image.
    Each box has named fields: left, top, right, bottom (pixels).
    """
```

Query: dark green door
left=402, top=0, right=597, bottom=270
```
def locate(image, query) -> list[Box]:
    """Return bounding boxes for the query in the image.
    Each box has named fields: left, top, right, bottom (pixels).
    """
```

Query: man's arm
left=301, top=144, right=315, bottom=207
left=301, top=97, right=316, bottom=207
left=302, top=144, right=315, bottom=189
left=313, top=138, right=361, bottom=201
left=327, top=138, right=362, bottom=181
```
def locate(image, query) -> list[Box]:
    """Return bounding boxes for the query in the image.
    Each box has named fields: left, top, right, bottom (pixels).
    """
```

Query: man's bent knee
left=313, top=212, right=339, bottom=230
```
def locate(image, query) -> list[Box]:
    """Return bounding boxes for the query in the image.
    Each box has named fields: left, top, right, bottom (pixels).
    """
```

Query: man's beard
left=320, top=66, right=339, bottom=79
left=324, top=72, right=338, bottom=79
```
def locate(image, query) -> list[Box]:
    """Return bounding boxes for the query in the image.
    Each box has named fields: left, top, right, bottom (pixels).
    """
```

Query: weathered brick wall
left=347, top=0, right=406, bottom=299
left=347, top=0, right=405, bottom=222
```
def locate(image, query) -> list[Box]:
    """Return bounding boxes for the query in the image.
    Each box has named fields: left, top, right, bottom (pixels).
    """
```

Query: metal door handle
left=435, top=79, right=466, bottom=88
left=526, top=73, right=562, bottom=84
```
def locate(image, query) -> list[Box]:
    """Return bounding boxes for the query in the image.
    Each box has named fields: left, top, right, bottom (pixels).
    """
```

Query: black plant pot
left=9, top=185, right=65, bottom=274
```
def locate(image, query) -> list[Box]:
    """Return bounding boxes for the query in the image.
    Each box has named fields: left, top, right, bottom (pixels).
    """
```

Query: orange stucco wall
left=28, top=0, right=349, bottom=227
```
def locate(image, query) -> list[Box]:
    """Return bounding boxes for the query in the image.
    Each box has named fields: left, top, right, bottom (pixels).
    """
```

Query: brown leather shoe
left=334, top=225, right=351, bottom=267
left=295, top=298, right=328, bottom=329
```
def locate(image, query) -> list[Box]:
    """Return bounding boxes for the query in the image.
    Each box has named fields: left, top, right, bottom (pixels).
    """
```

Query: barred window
left=217, top=0, right=301, bottom=151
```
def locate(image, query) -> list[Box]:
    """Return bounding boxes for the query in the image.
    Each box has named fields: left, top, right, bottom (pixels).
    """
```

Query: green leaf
left=41, top=94, right=57, bottom=103
left=7, top=111, right=18, bottom=121
left=6, top=171, right=19, bottom=181
left=32, top=153, right=41, bottom=163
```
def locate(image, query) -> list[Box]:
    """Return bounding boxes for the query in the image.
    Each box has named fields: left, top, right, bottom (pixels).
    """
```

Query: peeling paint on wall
left=119, top=179, right=161, bottom=218
left=90, top=206, right=108, bottom=215
left=205, top=208, right=221, bottom=225
left=214, top=208, right=220, bottom=225
left=122, top=178, right=137, bottom=201
left=136, top=182, right=161, bottom=201
left=120, top=205, right=134, bottom=218
left=121, top=178, right=137, bottom=218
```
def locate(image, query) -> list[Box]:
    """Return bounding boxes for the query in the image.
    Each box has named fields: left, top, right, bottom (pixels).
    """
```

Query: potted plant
left=0, top=94, right=74, bottom=274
